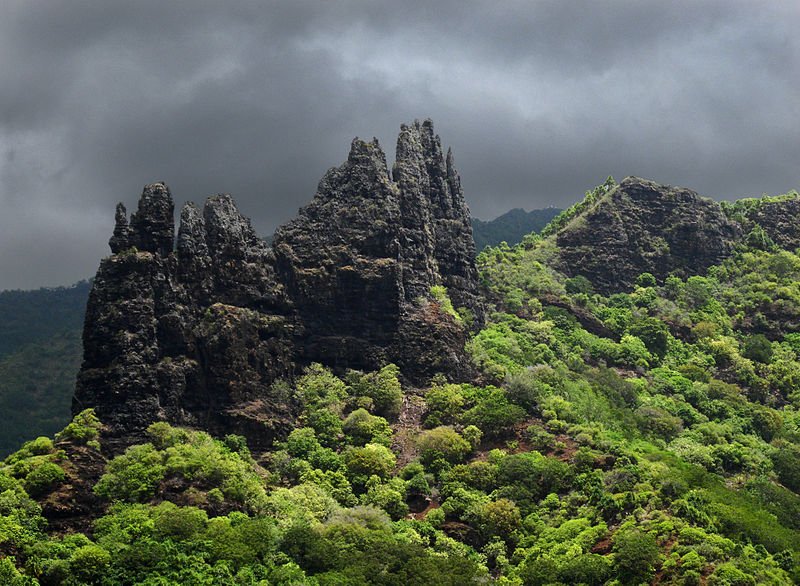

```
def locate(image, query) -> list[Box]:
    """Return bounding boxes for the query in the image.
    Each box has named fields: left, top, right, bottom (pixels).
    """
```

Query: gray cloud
left=1, top=0, right=798, bottom=289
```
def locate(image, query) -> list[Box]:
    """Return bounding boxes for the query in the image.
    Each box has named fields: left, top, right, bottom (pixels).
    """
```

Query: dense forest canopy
left=0, top=283, right=90, bottom=456
left=471, top=208, right=562, bottom=253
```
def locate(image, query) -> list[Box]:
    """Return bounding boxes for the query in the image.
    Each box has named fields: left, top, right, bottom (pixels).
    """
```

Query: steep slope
left=74, top=120, right=484, bottom=452
left=550, top=177, right=741, bottom=293
left=3, top=168, right=800, bottom=583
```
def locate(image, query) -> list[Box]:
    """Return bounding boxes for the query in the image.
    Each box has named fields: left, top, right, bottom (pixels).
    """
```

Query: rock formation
left=74, top=120, right=484, bottom=451
left=554, top=177, right=741, bottom=293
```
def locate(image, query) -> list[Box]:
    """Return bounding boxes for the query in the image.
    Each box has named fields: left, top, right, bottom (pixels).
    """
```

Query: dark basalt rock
left=555, top=177, right=741, bottom=294
left=129, top=182, right=175, bottom=256
left=74, top=120, right=484, bottom=451
left=741, top=196, right=800, bottom=251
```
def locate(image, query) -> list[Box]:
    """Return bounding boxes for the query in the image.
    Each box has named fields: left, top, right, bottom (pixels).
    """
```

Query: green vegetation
left=538, top=176, right=616, bottom=239
left=6, top=189, right=800, bottom=582
left=0, top=281, right=90, bottom=457
left=0, top=282, right=90, bottom=360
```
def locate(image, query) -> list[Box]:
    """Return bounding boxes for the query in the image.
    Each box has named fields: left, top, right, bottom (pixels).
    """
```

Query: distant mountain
left=471, top=207, right=562, bottom=252
left=0, top=331, right=82, bottom=456
left=0, top=281, right=90, bottom=455
left=0, top=281, right=90, bottom=359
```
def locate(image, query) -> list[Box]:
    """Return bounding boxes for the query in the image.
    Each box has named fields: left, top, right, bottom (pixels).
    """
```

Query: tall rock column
left=394, top=120, right=484, bottom=325
left=75, top=183, right=180, bottom=449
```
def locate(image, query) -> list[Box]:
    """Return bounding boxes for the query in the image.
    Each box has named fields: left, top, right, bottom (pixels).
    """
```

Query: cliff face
left=73, top=120, right=483, bottom=451
left=554, top=177, right=741, bottom=293
left=273, top=121, right=483, bottom=377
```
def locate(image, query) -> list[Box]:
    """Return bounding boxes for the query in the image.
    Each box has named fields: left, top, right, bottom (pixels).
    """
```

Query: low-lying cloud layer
left=1, top=0, right=798, bottom=289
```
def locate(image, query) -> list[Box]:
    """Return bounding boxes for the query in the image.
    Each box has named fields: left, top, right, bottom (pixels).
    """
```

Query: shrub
left=743, top=334, right=773, bottom=364
left=296, top=363, right=348, bottom=409
left=94, top=444, right=166, bottom=502
left=286, top=428, right=322, bottom=458
left=636, top=272, right=657, bottom=288
left=306, top=407, right=344, bottom=448
left=347, top=364, right=404, bottom=419
left=69, top=544, right=112, bottom=582
left=23, top=462, right=65, bottom=497
left=342, top=409, right=391, bottom=446
left=462, top=388, right=526, bottom=439
left=424, top=384, right=466, bottom=426
left=344, top=444, right=396, bottom=488
left=612, top=529, right=661, bottom=584
left=416, top=427, right=471, bottom=467
left=55, top=409, right=102, bottom=445
left=566, top=275, right=594, bottom=295
left=476, top=498, right=522, bottom=540
left=770, top=441, right=800, bottom=493
left=25, top=437, right=54, bottom=456
left=559, top=553, right=612, bottom=585
left=361, top=477, right=409, bottom=520
left=628, top=317, right=670, bottom=359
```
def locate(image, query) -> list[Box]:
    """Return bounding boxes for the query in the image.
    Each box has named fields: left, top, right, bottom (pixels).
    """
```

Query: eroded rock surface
left=555, top=177, right=741, bottom=294
left=74, top=120, right=484, bottom=451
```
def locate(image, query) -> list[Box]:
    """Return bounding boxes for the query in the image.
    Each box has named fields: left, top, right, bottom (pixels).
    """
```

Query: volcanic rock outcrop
left=554, top=177, right=741, bottom=294
left=73, top=120, right=484, bottom=451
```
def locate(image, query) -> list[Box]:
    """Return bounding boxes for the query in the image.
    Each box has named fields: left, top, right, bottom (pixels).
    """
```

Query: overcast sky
left=1, top=1, right=798, bottom=290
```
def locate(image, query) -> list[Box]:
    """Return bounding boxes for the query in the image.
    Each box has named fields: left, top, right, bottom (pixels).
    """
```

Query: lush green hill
left=0, top=282, right=89, bottom=457
left=0, top=331, right=82, bottom=456
left=471, top=207, right=562, bottom=252
left=3, top=189, right=800, bottom=583
left=0, top=282, right=90, bottom=360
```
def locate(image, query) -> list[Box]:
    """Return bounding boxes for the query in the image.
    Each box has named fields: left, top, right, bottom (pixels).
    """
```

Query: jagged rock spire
left=129, top=182, right=175, bottom=256
left=77, top=120, right=484, bottom=452
left=109, top=203, right=131, bottom=254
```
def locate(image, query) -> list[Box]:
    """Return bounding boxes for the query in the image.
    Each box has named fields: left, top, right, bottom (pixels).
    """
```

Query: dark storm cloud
left=1, top=0, right=798, bottom=289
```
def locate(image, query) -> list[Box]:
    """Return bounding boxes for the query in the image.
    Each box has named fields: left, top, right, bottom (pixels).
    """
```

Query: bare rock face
left=76, top=184, right=296, bottom=451
left=555, top=177, right=741, bottom=293
left=74, top=120, right=484, bottom=451
left=273, top=120, right=483, bottom=380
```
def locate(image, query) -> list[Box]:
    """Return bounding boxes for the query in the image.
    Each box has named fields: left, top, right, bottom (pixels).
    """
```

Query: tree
left=416, top=427, right=471, bottom=467
left=636, top=272, right=657, bottom=288
left=342, top=409, right=391, bottom=446
left=612, top=529, right=661, bottom=584
left=347, top=364, right=404, bottom=419
left=477, top=498, right=521, bottom=540
left=628, top=317, right=670, bottom=359
left=743, top=334, right=773, bottom=364
left=344, top=444, right=396, bottom=488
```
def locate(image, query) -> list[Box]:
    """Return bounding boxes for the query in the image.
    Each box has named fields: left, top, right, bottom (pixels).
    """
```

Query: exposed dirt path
left=392, top=391, right=426, bottom=468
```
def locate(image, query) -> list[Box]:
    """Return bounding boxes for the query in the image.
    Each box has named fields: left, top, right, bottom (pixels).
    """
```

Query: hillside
left=471, top=207, right=562, bottom=252
left=0, top=283, right=90, bottom=360
left=0, top=283, right=90, bottom=457
left=1, top=130, right=800, bottom=583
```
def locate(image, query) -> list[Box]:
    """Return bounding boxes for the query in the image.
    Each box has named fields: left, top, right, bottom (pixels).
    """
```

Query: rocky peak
left=129, top=182, right=175, bottom=256
left=108, top=203, right=131, bottom=254
left=554, top=176, right=741, bottom=293
left=75, top=120, right=484, bottom=452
